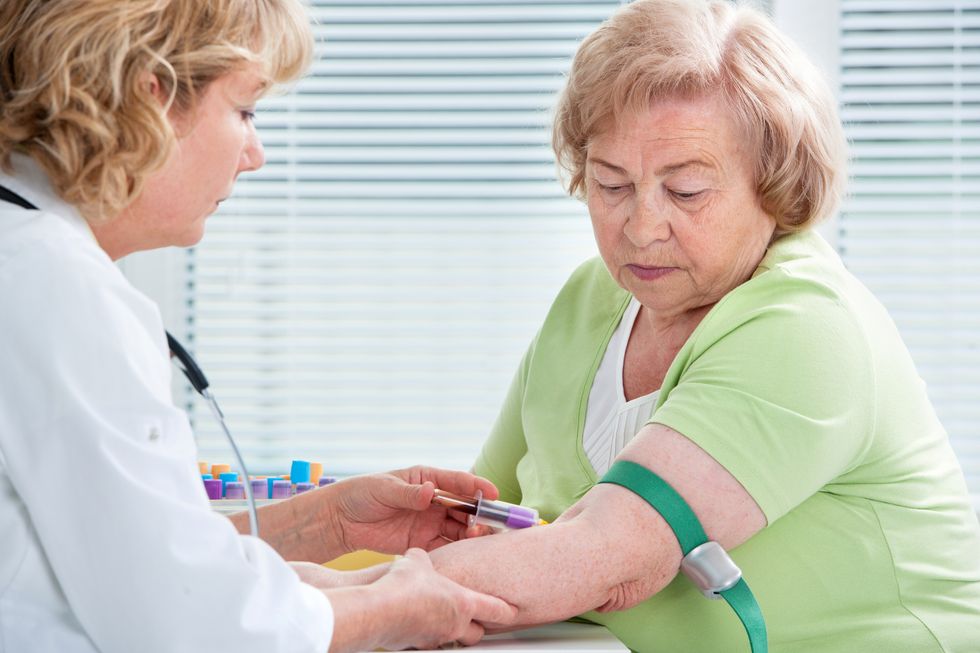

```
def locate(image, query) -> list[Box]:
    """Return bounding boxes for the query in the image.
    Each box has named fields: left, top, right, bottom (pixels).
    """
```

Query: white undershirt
left=583, top=297, right=661, bottom=476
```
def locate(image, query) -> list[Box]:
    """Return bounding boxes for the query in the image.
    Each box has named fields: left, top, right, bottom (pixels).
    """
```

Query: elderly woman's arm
left=429, top=423, right=766, bottom=625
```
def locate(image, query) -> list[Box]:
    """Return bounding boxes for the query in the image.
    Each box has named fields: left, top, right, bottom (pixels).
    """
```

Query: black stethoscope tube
left=166, top=332, right=260, bottom=538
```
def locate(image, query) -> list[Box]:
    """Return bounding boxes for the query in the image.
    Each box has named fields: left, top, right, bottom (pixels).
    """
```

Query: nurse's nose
left=623, top=185, right=671, bottom=247
left=240, top=129, right=265, bottom=174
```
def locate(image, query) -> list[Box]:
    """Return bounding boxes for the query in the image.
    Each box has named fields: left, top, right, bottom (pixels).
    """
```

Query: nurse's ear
left=137, top=70, right=193, bottom=136
left=138, top=71, right=169, bottom=106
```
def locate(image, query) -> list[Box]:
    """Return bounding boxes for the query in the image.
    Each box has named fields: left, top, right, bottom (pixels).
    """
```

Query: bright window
left=839, top=0, right=980, bottom=500
left=181, top=1, right=613, bottom=475
left=148, top=0, right=979, bottom=504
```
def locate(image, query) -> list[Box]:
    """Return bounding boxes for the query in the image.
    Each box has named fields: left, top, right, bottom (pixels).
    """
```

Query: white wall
left=772, top=0, right=841, bottom=248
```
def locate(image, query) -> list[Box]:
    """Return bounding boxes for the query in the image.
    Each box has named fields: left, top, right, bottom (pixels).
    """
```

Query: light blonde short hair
left=554, top=0, right=847, bottom=234
left=0, top=0, right=313, bottom=223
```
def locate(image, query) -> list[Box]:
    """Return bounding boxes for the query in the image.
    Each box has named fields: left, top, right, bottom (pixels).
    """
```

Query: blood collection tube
left=290, top=460, right=311, bottom=484
left=251, top=479, right=269, bottom=500
left=271, top=480, right=292, bottom=500
left=431, top=489, right=546, bottom=530
left=203, top=478, right=223, bottom=500
left=224, top=481, right=245, bottom=500
left=266, top=477, right=281, bottom=499
left=218, top=472, right=238, bottom=497
left=309, top=462, right=323, bottom=485
left=295, top=482, right=315, bottom=494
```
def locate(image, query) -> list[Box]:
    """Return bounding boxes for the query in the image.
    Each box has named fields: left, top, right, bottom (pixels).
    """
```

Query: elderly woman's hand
left=327, top=466, right=500, bottom=555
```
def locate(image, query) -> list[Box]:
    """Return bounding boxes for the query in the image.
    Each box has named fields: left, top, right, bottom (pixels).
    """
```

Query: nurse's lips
left=626, top=264, right=677, bottom=281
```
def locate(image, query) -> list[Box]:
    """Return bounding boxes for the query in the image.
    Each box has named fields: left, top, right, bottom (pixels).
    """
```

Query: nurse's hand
left=327, top=548, right=517, bottom=653
left=329, top=466, right=499, bottom=555
left=290, top=560, right=390, bottom=589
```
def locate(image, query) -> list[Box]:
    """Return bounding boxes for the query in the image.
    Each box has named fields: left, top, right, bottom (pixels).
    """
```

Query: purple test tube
left=271, top=480, right=292, bottom=500
left=470, top=491, right=541, bottom=530
left=295, top=482, right=315, bottom=494
left=503, top=504, right=539, bottom=529
left=204, top=478, right=223, bottom=500
left=251, top=479, right=268, bottom=500
left=224, top=481, right=245, bottom=500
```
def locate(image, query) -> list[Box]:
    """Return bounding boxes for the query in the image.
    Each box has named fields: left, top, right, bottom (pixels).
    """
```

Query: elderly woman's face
left=586, top=95, right=776, bottom=319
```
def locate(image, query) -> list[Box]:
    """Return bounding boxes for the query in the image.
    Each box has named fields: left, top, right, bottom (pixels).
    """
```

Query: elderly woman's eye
left=599, top=182, right=631, bottom=194
left=670, top=189, right=704, bottom=201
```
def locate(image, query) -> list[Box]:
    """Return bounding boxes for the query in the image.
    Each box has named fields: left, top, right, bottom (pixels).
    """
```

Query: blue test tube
left=290, top=460, right=311, bottom=484
left=266, top=477, right=281, bottom=499
left=219, top=472, right=238, bottom=497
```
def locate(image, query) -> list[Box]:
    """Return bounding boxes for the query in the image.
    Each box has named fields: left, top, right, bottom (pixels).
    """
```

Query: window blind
left=183, top=2, right=619, bottom=475
left=839, top=0, right=980, bottom=500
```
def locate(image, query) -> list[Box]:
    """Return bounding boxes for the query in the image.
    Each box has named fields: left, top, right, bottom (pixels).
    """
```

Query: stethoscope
left=166, top=332, right=259, bottom=537
left=0, top=184, right=260, bottom=537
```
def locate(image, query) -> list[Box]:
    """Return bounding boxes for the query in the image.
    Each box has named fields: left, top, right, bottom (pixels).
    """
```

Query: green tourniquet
left=600, top=460, right=709, bottom=551
left=722, top=580, right=767, bottom=653
left=475, top=230, right=980, bottom=652
left=600, top=460, right=767, bottom=653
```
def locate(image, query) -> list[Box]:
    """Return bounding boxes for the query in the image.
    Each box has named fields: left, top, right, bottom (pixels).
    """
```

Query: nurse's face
left=96, top=64, right=266, bottom=258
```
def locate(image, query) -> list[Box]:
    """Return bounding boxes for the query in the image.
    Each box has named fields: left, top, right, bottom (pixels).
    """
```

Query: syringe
left=431, top=489, right=547, bottom=530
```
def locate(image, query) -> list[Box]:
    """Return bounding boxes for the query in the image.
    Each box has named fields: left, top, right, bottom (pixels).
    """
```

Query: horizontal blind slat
left=185, top=1, right=614, bottom=475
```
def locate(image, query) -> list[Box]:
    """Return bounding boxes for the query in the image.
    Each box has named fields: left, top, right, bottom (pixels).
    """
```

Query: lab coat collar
left=0, top=153, right=99, bottom=246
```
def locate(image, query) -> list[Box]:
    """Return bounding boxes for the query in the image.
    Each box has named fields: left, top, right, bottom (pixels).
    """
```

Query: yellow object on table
left=323, top=549, right=394, bottom=571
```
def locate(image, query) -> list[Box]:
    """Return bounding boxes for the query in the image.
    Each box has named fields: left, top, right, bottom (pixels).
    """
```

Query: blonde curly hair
left=553, top=0, right=847, bottom=235
left=0, top=0, right=313, bottom=223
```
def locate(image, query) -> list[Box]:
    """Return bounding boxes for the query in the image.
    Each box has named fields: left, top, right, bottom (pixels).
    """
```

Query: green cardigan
left=475, top=230, right=980, bottom=652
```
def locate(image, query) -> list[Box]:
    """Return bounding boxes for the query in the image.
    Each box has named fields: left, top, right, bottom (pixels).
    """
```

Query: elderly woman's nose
left=624, top=191, right=671, bottom=246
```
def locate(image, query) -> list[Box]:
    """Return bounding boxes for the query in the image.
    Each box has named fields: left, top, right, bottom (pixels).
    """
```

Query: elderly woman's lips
left=627, top=264, right=677, bottom=281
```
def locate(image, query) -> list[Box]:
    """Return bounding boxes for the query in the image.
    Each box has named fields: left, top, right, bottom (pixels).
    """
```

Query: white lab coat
left=0, top=156, right=334, bottom=653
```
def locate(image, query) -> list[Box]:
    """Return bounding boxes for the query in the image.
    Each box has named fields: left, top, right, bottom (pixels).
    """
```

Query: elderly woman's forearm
left=429, top=505, right=678, bottom=624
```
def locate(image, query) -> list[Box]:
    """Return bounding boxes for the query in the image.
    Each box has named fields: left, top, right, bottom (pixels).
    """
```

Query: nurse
left=0, top=1, right=514, bottom=652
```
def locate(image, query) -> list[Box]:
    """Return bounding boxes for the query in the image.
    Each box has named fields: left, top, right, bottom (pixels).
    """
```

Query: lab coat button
left=148, top=427, right=161, bottom=441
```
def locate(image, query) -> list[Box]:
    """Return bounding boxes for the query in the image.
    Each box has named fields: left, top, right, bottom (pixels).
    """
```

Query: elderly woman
left=0, top=2, right=513, bottom=652
left=429, top=1, right=980, bottom=651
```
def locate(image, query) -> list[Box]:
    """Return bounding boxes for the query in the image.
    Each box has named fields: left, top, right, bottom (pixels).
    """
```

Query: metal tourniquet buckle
left=680, top=541, right=742, bottom=599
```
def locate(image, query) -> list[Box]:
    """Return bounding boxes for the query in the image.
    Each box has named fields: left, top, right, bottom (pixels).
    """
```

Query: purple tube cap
left=250, top=479, right=269, bottom=499
left=271, top=480, right=292, bottom=500
left=505, top=505, right=539, bottom=529
left=204, top=478, right=223, bottom=500
left=224, top=481, right=245, bottom=500
left=295, top=482, right=315, bottom=494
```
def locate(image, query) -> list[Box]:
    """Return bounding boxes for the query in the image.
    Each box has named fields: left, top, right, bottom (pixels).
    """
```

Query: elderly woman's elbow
left=595, top=565, right=676, bottom=613
left=560, top=486, right=686, bottom=602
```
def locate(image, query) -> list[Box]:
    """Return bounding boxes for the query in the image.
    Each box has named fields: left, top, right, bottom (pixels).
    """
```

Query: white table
left=409, top=622, right=629, bottom=652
